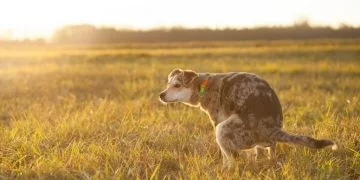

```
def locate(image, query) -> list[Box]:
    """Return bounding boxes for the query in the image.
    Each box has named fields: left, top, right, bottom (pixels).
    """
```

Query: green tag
left=199, top=87, right=205, bottom=97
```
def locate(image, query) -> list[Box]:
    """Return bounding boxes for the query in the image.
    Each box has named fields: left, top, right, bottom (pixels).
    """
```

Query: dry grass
left=0, top=40, right=359, bottom=179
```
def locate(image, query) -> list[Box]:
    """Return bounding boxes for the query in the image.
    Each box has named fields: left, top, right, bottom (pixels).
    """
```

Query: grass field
left=0, top=40, right=359, bottom=179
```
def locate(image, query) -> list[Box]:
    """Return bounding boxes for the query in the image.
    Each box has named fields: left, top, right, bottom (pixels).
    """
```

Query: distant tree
left=52, top=24, right=97, bottom=44
left=293, top=18, right=311, bottom=28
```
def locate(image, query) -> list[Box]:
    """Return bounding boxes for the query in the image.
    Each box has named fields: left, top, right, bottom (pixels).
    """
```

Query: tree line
left=2, top=22, right=360, bottom=44
left=52, top=23, right=360, bottom=44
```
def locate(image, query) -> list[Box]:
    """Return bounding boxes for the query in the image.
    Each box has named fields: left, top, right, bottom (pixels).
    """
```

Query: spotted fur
left=159, top=69, right=337, bottom=168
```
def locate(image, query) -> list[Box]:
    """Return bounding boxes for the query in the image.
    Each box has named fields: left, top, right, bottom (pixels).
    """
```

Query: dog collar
left=199, top=79, right=208, bottom=97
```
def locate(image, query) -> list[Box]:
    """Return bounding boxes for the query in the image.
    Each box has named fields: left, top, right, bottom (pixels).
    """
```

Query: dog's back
left=218, top=72, right=283, bottom=129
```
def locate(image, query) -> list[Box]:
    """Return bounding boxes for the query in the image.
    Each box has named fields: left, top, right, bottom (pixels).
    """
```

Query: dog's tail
left=269, top=128, right=337, bottom=150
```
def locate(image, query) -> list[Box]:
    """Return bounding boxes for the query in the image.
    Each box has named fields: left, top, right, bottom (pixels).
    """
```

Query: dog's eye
left=174, top=84, right=181, bottom=88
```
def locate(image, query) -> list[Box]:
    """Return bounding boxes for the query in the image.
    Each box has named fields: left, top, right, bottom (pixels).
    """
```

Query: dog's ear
left=168, top=68, right=183, bottom=80
left=182, top=70, right=198, bottom=86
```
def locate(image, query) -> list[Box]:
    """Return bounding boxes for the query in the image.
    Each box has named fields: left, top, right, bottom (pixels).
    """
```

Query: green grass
left=0, top=40, right=359, bottom=179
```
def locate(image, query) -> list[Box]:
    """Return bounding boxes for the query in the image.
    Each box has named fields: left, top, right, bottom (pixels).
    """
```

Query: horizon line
left=1, top=21, right=360, bottom=41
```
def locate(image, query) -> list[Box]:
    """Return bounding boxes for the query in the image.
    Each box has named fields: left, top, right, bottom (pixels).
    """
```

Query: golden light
left=0, top=0, right=359, bottom=40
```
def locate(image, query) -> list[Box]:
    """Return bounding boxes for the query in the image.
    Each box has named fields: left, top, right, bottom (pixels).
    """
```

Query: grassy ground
left=0, top=40, right=359, bottom=179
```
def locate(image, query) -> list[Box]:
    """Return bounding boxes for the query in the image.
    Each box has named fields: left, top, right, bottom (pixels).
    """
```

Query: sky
left=0, top=0, right=359, bottom=40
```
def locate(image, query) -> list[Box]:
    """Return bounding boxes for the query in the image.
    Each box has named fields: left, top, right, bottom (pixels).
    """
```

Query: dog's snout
left=159, top=92, right=166, bottom=99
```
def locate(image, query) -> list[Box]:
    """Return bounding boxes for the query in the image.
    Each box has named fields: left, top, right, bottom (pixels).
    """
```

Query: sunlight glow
left=0, top=0, right=359, bottom=39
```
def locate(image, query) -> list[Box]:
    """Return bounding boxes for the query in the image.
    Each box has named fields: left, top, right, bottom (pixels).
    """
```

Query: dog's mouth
left=159, top=97, right=177, bottom=104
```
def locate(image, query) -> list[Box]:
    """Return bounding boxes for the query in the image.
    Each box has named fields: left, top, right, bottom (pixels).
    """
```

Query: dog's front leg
left=215, top=114, right=250, bottom=169
left=216, top=120, right=235, bottom=169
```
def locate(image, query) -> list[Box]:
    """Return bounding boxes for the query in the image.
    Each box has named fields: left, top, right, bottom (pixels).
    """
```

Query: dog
left=159, top=69, right=337, bottom=168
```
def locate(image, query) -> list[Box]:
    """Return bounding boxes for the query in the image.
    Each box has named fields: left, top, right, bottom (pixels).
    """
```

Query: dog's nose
left=159, top=92, right=166, bottom=99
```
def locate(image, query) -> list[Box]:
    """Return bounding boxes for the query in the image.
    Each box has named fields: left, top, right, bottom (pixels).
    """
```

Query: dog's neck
left=188, top=73, right=214, bottom=107
left=184, top=73, right=222, bottom=126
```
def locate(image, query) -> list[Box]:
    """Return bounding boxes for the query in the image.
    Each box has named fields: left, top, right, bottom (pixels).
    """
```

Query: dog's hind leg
left=245, top=147, right=258, bottom=162
left=266, top=143, right=276, bottom=160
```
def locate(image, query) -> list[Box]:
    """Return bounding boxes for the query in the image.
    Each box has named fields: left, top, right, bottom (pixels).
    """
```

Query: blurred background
left=1, top=0, right=360, bottom=43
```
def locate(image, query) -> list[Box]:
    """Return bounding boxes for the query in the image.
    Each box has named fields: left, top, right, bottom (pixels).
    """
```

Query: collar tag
left=199, top=79, right=208, bottom=97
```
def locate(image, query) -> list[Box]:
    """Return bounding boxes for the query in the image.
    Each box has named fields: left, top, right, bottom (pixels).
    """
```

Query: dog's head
left=159, top=68, right=199, bottom=105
